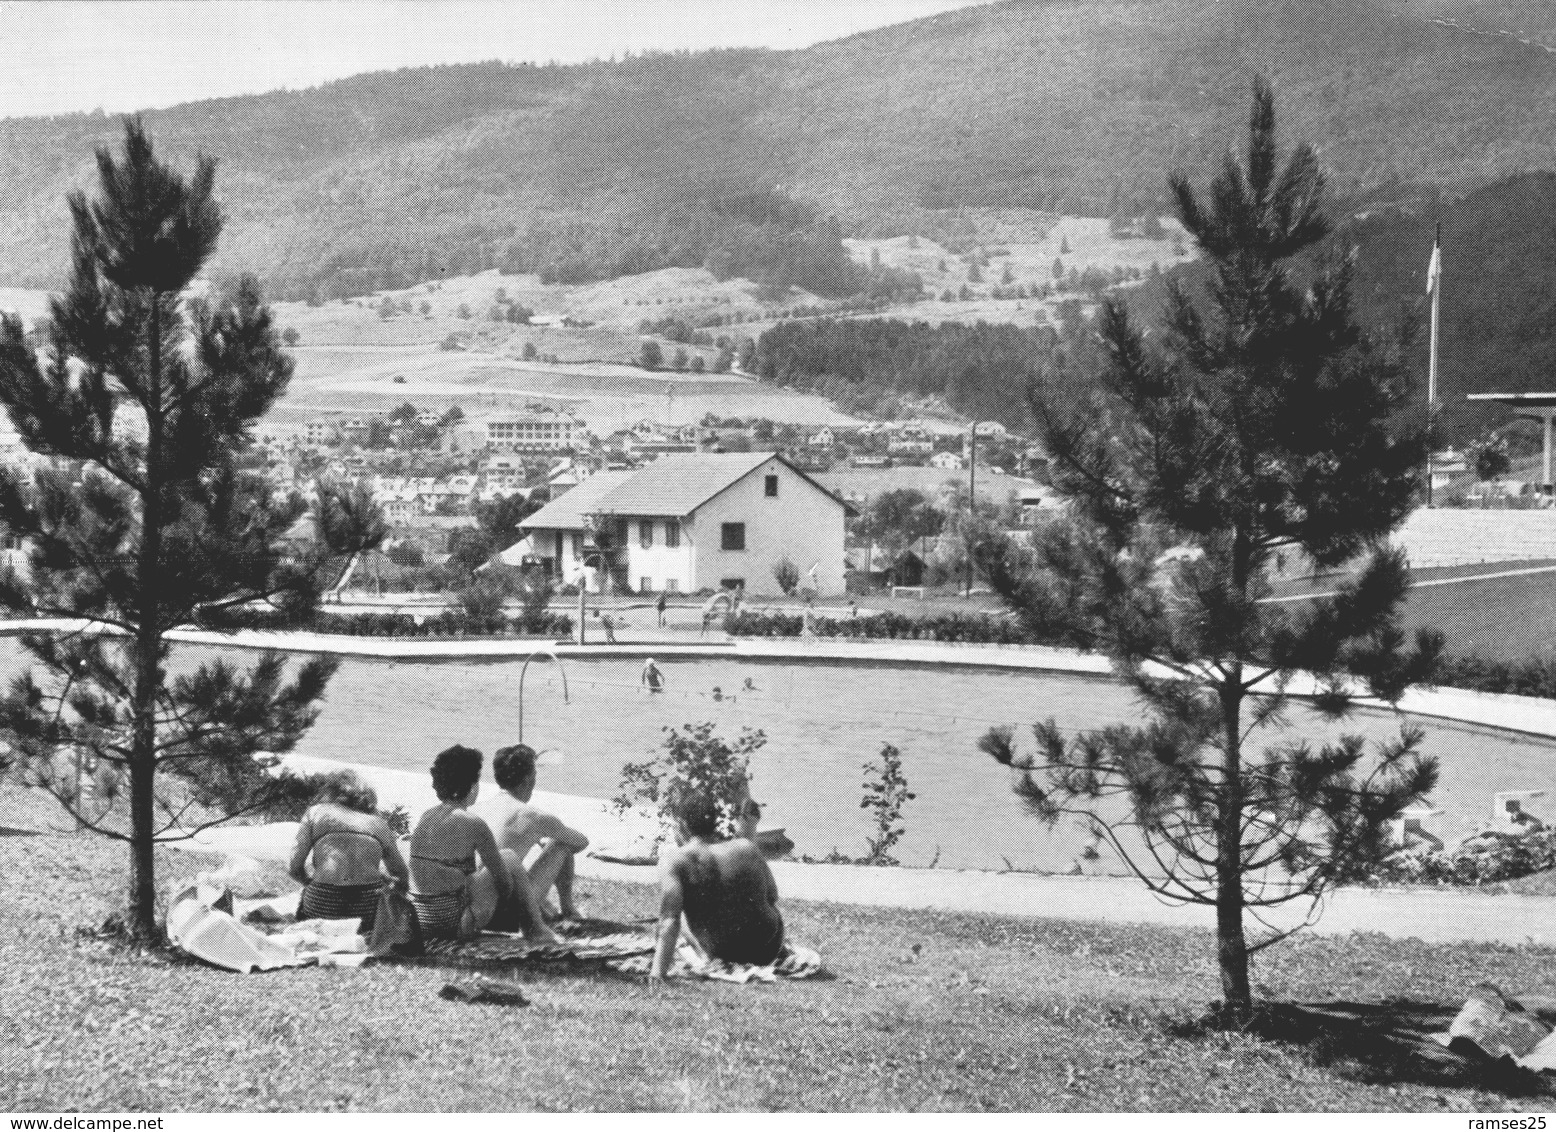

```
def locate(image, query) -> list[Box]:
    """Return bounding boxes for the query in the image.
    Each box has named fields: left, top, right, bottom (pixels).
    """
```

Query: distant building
left=381, top=498, right=422, bottom=525
left=339, top=418, right=372, bottom=445
left=482, top=410, right=580, bottom=454
left=518, top=452, right=849, bottom=595
left=1430, top=448, right=1473, bottom=492
left=930, top=451, right=965, bottom=470
left=888, top=422, right=934, bottom=456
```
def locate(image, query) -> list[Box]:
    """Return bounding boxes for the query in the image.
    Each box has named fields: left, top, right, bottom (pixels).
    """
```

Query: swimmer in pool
left=641, top=657, right=665, bottom=693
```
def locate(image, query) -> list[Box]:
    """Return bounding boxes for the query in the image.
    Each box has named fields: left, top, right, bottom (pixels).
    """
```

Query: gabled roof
left=594, top=452, right=775, bottom=517
left=517, top=470, right=635, bottom=530
left=520, top=452, right=849, bottom=529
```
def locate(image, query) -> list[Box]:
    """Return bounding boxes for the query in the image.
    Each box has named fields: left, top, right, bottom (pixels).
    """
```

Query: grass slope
left=2, top=785, right=1554, bottom=1112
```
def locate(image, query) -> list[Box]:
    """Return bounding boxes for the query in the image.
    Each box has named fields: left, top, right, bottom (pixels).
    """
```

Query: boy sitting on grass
left=651, top=788, right=784, bottom=979
left=486, top=743, right=590, bottom=924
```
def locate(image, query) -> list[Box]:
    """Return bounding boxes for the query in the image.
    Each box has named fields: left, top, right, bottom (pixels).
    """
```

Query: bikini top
left=411, top=851, right=477, bottom=875
left=305, top=811, right=386, bottom=855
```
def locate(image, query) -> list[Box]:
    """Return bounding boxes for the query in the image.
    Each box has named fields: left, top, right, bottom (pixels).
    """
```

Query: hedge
left=198, top=606, right=574, bottom=640
left=726, top=609, right=1057, bottom=645
left=726, top=611, right=1556, bottom=703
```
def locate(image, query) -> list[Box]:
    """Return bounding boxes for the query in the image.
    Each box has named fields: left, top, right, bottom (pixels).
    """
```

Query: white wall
left=684, top=458, right=846, bottom=596
left=621, top=517, right=695, bottom=594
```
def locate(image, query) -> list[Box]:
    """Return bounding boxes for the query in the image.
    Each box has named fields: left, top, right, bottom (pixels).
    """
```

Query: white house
left=517, top=452, right=848, bottom=595
left=930, top=451, right=965, bottom=470
left=888, top=422, right=934, bottom=456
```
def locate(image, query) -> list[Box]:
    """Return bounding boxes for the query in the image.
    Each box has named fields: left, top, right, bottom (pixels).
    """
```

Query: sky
left=0, top=0, right=992, bottom=119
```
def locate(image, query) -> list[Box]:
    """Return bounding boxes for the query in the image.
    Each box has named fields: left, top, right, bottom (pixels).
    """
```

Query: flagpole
left=1427, top=223, right=1441, bottom=507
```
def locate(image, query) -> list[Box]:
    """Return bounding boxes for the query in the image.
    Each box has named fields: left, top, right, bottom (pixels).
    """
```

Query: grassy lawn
left=4, top=790, right=1556, bottom=1112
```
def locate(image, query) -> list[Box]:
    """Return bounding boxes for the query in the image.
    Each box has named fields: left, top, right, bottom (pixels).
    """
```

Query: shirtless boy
left=650, top=789, right=784, bottom=979
left=486, top=743, right=590, bottom=923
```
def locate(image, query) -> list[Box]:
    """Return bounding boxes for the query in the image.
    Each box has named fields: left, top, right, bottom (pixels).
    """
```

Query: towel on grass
left=167, top=887, right=370, bottom=973
left=406, top=918, right=657, bottom=969
left=609, top=940, right=824, bottom=984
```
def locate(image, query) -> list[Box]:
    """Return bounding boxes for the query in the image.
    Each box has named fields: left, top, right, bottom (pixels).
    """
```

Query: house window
left=665, top=578, right=679, bottom=593
left=640, top=576, right=652, bottom=593
left=720, top=522, right=745, bottom=551
left=615, top=519, right=629, bottom=546
left=640, top=519, right=654, bottom=549
left=765, top=474, right=778, bottom=497
left=665, top=521, right=680, bottom=548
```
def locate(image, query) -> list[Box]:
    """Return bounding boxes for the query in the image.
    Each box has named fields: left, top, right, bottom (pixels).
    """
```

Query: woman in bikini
left=407, top=744, right=561, bottom=943
left=288, top=772, right=408, bottom=931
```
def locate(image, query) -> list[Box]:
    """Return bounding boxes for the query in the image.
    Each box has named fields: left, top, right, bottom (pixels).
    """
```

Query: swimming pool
left=6, top=641, right=1554, bottom=872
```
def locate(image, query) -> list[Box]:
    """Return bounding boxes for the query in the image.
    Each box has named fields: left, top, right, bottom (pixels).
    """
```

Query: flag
left=1427, top=240, right=1441, bottom=295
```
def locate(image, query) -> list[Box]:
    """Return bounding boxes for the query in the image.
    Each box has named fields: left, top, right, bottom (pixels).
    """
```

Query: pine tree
left=0, top=120, right=384, bottom=940
left=976, top=80, right=1436, bottom=1021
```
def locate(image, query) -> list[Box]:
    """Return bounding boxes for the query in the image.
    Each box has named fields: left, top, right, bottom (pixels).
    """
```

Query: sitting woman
left=650, top=786, right=785, bottom=979
left=407, top=744, right=560, bottom=943
left=288, top=771, right=408, bottom=931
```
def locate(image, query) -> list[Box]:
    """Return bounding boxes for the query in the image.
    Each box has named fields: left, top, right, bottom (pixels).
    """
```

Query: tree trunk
left=1216, top=663, right=1252, bottom=1023
left=127, top=296, right=165, bottom=941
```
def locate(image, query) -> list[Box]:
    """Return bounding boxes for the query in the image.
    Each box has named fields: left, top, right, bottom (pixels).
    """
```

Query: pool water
left=9, top=642, right=1556, bottom=873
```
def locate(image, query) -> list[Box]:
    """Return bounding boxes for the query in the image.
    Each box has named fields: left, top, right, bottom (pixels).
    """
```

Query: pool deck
left=15, top=616, right=1556, bottom=944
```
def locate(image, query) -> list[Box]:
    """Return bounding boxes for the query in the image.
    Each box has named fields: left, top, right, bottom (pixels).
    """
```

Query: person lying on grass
left=288, top=771, right=409, bottom=931
left=407, top=744, right=561, bottom=944
left=650, top=788, right=784, bottom=980
left=485, top=743, right=590, bottom=925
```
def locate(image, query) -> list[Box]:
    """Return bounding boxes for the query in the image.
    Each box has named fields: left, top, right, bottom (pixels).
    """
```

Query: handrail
left=517, top=645, right=570, bottom=745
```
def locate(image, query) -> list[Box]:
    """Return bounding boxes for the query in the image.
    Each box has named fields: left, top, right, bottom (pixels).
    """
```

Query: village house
left=517, top=452, right=848, bottom=595
left=630, top=433, right=699, bottom=461
left=887, top=421, right=934, bottom=457
left=339, top=418, right=373, bottom=445
left=381, top=497, right=422, bottom=525
left=930, top=451, right=965, bottom=470
left=1431, top=447, right=1474, bottom=493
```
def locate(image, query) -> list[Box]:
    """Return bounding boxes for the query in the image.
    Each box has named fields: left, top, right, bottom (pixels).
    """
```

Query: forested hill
left=4, top=0, right=1556, bottom=298
left=1108, top=172, right=1556, bottom=441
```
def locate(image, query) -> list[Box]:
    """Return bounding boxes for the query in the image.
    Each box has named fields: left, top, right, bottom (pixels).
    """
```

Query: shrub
left=860, top=742, right=914, bottom=866
left=1436, top=654, right=1556, bottom=700
left=771, top=555, right=800, bottom=596
left=724, top=609, right=1043, bottom=645
left=457, top=574, right=508, bottom=622
left=199, top=604, right=571, bottom=639
left=612, top=722, right=766, bottom=841
left=1366, top=827, right=1556, bottom=886
left=515, top=569, right=554, bottom=633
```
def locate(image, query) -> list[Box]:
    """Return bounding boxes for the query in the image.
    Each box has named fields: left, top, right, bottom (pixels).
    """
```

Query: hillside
left=1111, top=171, right=1556, bottom=441
left=3, top=0, right=1556, bottom=300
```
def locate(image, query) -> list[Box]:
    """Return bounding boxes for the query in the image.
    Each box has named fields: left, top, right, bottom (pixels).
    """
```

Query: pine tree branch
left=24, top=775, right=131, bottom=842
